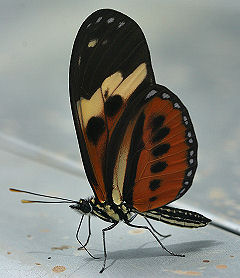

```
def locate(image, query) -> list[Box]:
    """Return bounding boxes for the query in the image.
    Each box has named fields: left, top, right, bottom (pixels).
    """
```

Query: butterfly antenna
left=9, top=188, right=78, bottom=204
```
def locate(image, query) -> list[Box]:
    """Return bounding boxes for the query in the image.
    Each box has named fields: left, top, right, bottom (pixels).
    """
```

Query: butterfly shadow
left=85, top=239, right=220, bottom=271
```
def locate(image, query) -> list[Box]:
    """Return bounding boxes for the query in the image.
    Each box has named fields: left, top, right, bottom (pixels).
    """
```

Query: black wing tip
left=88, top=8, right=129, bottom=16
left=85, top=8, right=134, bottom=22
left=205, top=216, right=212, bottom=225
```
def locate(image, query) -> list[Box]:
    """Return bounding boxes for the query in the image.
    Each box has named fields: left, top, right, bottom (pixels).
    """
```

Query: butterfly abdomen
left=136, top=205, right=211, bottom=228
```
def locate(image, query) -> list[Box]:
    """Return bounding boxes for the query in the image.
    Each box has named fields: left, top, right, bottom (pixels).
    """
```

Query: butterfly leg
left=128, top=213, right=138, bottom=223
left=99, top=222, right=118, bottom=274
left=78, top=214, right=91, bottom=249
left=144, top=217, right=171, bottom=238
left=125, top=221, right=185, bottom=257
left=76, top=215, right=100, bottom=259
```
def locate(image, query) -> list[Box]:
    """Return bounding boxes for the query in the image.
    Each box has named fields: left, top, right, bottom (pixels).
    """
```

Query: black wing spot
left=149, top=196, right=158, bottom=202
left=104, top=89, right=109, bottom=98
left=152, top=143, right=170, bottom=157
left=149, top=180, right=161, bottom=191
left=150, top=161, right=167, bottom=173
left=152, top=127, right=170, bottom=143
left=86, top=117, right=105, bottom=145
left=151, top=115, right=165, bottom=132
left=104, top=95, right=123, bottom=117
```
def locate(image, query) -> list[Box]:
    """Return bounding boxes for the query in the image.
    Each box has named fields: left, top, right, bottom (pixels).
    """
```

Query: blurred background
left=1, top=1, right=240, bottom=276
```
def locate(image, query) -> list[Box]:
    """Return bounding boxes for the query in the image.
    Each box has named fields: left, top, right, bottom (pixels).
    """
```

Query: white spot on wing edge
left=183, top=115, right=189, bottom=125
left=118, top=21, right=125, bottom=28
left=107, top=17, right=114, bottom=24
left=146, top=90, right=157, bottom=99
left=189, top=158, right=194, bottom=164
left=179, top=188, right=185, bottom=195
left=187, top=170, right=192, bottom=177
left=96, top=17, right=102, bottom=23
left=174, top=103, right=180, bottom=109
left=162, top=92, right=170, bottom=99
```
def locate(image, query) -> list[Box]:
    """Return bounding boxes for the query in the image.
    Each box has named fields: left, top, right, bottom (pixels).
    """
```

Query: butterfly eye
left=70, top=200, right=92, bottom=214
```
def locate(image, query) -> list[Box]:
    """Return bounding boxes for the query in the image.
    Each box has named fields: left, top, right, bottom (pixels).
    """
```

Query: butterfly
left=10, top=9, right=211, bottom=273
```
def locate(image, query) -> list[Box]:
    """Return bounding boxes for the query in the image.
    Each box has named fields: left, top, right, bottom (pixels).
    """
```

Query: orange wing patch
left=130, top=89, right=197, bottom=212
left=76, top=63, right=148, bottom=202
left=77, top=90, right=107, bottom=201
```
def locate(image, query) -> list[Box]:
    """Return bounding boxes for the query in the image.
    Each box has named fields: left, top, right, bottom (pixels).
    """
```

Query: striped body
left=70, top=198, right=210, bottom=228
left=90, top=198, right=133, bottom=223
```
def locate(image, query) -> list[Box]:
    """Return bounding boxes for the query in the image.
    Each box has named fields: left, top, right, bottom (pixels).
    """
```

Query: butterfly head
left=69, top=199, right=92, bottom=214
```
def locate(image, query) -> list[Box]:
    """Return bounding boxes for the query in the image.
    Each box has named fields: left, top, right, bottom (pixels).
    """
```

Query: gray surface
left=1, top=0, right=240, bottom=277
left=1, top=0, right=240, bottom=222
left=1, top=150, right=240, bottom=277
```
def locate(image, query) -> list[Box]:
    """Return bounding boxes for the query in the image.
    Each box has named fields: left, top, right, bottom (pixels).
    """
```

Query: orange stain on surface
left=52, top=266, right=66, bottom=273
left=129, top=228, right=145, bottom=234
left=51, top=245, right=70, bottom=251
left=40, top=229, right=50, bottom=233
left=216, top=264, right=227, bottom=269
left=171, top=270, right=201, bottom=276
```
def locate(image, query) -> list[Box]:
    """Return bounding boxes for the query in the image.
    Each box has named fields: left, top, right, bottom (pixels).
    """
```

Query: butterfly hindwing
left=109, top=85, right=198, bottom=211
left=69, top=9, right=155, bottom=202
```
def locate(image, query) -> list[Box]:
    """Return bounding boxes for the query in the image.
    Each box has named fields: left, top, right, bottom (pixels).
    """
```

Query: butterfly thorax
left=70, top=198, right=133, bottom=223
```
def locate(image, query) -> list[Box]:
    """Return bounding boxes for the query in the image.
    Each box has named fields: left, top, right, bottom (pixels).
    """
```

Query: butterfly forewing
left=69, top=9, right=155, bottom=202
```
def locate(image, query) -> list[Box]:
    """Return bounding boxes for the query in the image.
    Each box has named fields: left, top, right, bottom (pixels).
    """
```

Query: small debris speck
left=203, top=260, right=210, bottom=263
left=216, top=264, right=227, bottom=269
left=7, top=252, right=11, bottom=255
left=171, top=270, right=201, bottom=276
left=52, top=265, right=66, bottom=273
left=48, top=257, right=51, bottom=259
left=40, top=229, right=50, bottom=233
left=35, top=263, right=41, bottom=266
left=51, top=245, right=70, bottom=251
left=129, top=228, right=145, bottom=234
